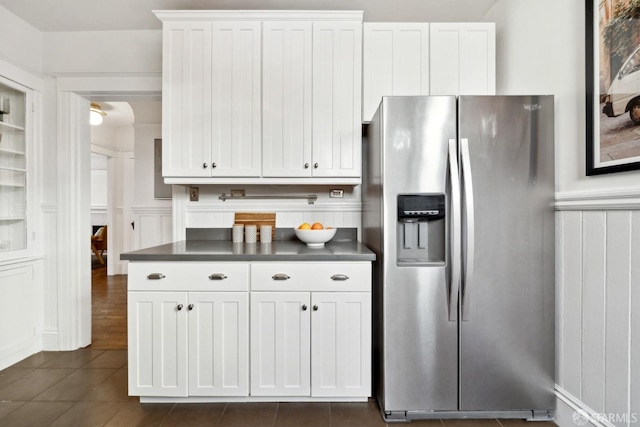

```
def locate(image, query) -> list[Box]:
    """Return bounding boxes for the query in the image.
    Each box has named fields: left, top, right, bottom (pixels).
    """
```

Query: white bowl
left=294, top=227, right=337, bottom=247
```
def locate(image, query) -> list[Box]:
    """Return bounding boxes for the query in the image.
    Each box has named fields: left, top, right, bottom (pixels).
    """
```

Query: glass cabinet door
left=0, top=83, right=26, bottom=253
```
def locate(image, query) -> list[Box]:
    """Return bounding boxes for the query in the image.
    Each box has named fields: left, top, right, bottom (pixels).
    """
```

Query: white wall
left=130, top=101, right=172, bottom=250
left=486, top=0, right=640, bottom=195
left=0, top=6, right=42, bottom=74
left=43, top=30, right=161, bottom=74
left=90, top=153, right=108, bottom=226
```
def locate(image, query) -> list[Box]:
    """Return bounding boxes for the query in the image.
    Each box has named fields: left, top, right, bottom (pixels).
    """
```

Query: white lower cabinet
left=310, top=292, right=371, bottom=397
left=128, top=291, right=249, bottom=397
left=250, top=262, right=372, bottom=399
left=127, top=261, right=371, bottom=401
left=250, top=292, right=311, bottom=396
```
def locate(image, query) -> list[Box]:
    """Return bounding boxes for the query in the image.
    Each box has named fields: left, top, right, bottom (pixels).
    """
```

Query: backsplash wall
left=171, top=185, right=363, bottom=240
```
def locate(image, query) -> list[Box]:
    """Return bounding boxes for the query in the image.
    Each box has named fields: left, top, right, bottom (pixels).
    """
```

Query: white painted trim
left=153, top=10, right=364, bottom=22
left=555, top=188, right=640, bottom=211
left=41, top=329, right=59, bottom=351
left=132, top=206, right=173, bottom=215
left=187, top=201, right=362, bottom=213
left=55, top=74, right=162, bottom=96
left=56, top=92, right=92, bottom=350
left=555, top=386, right=616, bottom=427
left=172, top=185, right=188, bottom=241
left=0, top=56, right=44, bottom=91
left=91, top=144, right=117, bottom=158
left=164, top=177, right=363, bottom=185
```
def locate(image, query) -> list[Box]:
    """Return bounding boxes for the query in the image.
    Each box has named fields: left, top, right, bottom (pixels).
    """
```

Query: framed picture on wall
left=587, top=0, right=640, bottom=175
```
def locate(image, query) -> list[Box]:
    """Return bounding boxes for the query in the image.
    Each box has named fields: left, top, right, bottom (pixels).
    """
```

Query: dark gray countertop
left=121, top=228, right=376, bottom=262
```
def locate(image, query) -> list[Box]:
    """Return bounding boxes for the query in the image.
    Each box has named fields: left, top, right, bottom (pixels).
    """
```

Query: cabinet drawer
left=128, top=262, right=249, bottom=291
left=251, top=262, right=371, bottom=292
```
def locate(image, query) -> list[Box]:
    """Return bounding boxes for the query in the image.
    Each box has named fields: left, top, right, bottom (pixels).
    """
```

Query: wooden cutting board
left=234, top=212, right=276, bottom=240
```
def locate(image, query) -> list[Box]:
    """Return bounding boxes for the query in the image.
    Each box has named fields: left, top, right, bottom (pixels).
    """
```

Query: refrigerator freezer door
left=376, top=96, right=458, bottom=412
left=458, top=96, right=555, bottom=412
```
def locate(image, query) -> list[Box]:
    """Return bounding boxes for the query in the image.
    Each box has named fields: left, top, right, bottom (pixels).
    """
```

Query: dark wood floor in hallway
left=91, top=261, right=127, bottom=350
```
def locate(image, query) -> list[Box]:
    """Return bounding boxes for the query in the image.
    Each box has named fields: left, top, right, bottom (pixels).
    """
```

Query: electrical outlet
left=330, top=189, right=344, bottom=198
left=189, top=186, right=199, bottom=201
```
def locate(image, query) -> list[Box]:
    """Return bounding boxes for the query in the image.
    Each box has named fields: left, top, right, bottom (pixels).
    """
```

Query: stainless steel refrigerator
left=363, top=96, right=555, bottom=422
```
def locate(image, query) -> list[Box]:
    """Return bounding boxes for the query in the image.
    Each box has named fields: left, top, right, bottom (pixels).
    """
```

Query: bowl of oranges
left=294, top=222, right=337, bottom=247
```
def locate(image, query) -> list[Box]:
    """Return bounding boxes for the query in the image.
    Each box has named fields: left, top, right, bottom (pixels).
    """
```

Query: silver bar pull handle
left=147, top=273, right=165, bottom=280
left=460, top=138, right=475, bottom=321
left=208, top=273, right=227, bottom=280
left=272, top=273, right=290, bottom=281
left=330, top=274, right=349, bottom=281
left=448, top=138, right=461, bottom=322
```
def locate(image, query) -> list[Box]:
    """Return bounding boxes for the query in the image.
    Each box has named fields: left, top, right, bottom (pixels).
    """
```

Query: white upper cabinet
left=362, top=22, right=495, bottom=122
left=262, top=22, right=313, bottom=177
left=429, top=23, right=496, bottom=96
left=211, top=21, right=262, bottom=177
left=312, top=22, right=363, bottom=178
left=363, top=23, right=430, bottom=122
left=156, top=11, right=363, bottom=184
left=162, top=21, right=213, bottom=177
left=161, top=19, right=261, bottom=178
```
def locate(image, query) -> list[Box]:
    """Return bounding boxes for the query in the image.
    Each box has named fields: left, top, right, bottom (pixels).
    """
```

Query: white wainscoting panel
left=556, top=208, right=640, bottom=427
left=133, top=206, right=173, bottom=250
left=0, top=263, right=36, bottom=370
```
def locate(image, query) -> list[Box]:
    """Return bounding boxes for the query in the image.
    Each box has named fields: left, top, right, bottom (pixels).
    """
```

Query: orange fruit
left=311, top=222, right=324, bottom=230
left=298, top=223, right=311, bottom=230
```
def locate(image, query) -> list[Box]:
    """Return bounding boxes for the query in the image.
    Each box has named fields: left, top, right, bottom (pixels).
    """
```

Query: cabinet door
left=362, top=23, right=430, bottom=122
left=162, top=22, right=213, bottom=177
left=262, top=21, right=313, bottom=177
left=430, top=23, right=496, bottom=96
left=311, top=292, right=371, bottom=397
left=312, top=22, right=362, bottom=178
left=211, top=21, right=262, bottom=177
left=128, top=292, right=188, bottom=397
left=250, top=292, right=311, bottom=396
left=188, top=292, right=249, bottom=396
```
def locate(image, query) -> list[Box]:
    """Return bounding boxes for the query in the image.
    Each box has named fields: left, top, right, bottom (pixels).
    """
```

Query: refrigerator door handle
left=448, top=138, right=460, bottom=322
left=460, top=138, right=475, bottom=321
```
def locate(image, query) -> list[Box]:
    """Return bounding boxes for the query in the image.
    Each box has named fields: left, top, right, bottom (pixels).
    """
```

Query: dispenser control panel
left=397, top=194, right=445, bottom=221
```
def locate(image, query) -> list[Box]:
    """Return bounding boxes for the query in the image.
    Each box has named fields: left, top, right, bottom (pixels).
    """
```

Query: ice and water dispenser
left=396, top=194, right=445, bottom=265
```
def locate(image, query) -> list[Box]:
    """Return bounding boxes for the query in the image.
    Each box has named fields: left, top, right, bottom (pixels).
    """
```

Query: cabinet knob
left=330, top=274, right=350, bottom=281
left=188, top=304, right=194, bottom=311
left=212, top=162, right=217, bottom=168
left=203, top=163, right=208, bottom=169
left=313, top=305, right=318, bottom=311
left=304, top=163, right=309, bottom=169
left=177, top=304, right=184, bottom=311
left=147, top=273, right=165, bottom=280
left=209, top=273, right=228, bottom=281
left=272, top=273, right=290, bottom=281
left=302, top=304, right=308, bottom=311
left=314, top=162, right=319, bottom=169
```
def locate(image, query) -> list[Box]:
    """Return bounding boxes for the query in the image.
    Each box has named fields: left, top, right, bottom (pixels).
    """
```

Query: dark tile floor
left=0, top=349, right=558, bottom=426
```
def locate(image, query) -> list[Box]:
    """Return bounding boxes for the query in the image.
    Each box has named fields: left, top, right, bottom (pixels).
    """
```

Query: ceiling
left=0, top=0, right=498, bottom=32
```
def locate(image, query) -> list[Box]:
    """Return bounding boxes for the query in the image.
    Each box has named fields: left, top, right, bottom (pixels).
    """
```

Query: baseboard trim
left=555, top=386, right=617, bottom=427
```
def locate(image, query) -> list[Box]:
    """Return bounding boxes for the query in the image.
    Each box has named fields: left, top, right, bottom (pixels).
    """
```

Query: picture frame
left=586, top=0, right=640, bottom=175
